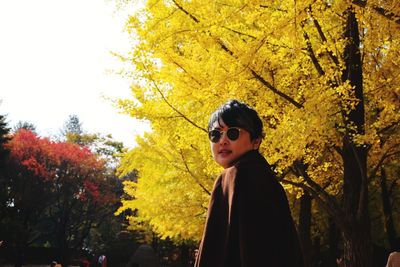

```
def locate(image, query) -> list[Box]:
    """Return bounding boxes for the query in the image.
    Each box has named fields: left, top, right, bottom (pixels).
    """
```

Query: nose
left=218, top=131, right=229, bottom=144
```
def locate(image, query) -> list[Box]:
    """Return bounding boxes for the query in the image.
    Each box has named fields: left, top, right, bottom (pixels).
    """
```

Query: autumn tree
left=115, top=1, right=400, bottom=266
left=59, top=115, right=139, bottom=263
left=3, top=130, right=59, bottom=267
left=2, top=129, right=118, bottom=266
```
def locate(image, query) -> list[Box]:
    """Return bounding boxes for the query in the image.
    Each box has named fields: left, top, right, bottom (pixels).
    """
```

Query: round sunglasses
left=208, top=127, right=242, bottom=143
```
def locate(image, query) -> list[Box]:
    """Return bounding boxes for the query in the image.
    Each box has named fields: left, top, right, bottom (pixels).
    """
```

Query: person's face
left=210, top=119, right=261, bottom=169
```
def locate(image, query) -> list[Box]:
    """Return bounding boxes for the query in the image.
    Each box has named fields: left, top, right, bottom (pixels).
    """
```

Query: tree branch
left=301, top=21, right=325, bottom=76
left=171, top=0, right=303, bottom=109
left=148, top=73, right=207, bottom=133
left=308, top=7, right=340, bottom=66
left=368, top=146, right=400, bottom=182
left=171, top=60, right=204, bottom=86
left=221, top=26, right=257, bottom=40
left=377, top=120, right=400, bottom=135
left=351, top=0, right=400, bottom=25
left=292, top=161, right=343, bottom=219
left=179, top=150, right=211, bottom=195
left=171, top=0, right=199, bottom=23
left=282, top=178, right=346, bottom=230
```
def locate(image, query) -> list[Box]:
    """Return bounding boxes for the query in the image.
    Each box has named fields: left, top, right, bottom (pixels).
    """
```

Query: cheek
left=235, top=139, right=253, bottom=153
left=210, top=143, right=217, bottom=156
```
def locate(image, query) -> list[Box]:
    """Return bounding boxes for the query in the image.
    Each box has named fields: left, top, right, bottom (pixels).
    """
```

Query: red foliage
left=7, top=129, right=54, bottom=179
left=6, top=129, right=109, bottom=203
left=80, top=180, right=100, bottom=201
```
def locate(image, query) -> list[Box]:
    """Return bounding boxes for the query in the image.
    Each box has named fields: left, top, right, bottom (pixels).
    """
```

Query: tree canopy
left=0, top=129, right=119, bottom=265
left=115, top=0, right=400, bottom=265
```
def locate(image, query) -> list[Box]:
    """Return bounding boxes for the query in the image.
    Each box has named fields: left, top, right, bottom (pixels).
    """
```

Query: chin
left=217, top=160, right=231, bottom=169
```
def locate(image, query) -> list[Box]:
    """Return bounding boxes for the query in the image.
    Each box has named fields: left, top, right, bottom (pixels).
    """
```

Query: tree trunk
left=180, top=243, right=190, bottom=267
left=298, top=191, right=312, bottom=267
left=341, top=133, right=372, bottom=267
left=341, top=221, right=372, bottom=267
left=328, top=218, right=340, bottom=266
left=380, top=167, right=397, bottom=249
left=340, top=8, right=372, bottom=267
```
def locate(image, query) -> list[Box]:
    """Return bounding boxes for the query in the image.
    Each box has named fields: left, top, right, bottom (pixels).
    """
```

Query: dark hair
left=208, top=99, right=263, bottom=140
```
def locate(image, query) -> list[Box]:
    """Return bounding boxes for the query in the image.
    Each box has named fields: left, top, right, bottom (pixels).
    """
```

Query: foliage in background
left=0, top=114, right=136, bottom=266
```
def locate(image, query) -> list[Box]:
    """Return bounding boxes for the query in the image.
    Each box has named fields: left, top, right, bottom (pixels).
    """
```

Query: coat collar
left=230, top=149, right=263, bottom=167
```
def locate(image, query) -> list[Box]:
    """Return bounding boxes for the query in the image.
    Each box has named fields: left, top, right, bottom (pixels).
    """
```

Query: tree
left=59, top=115, right=138, bottom=264
left=0, top=113, right=11, bottom=234
left=3, top=130, right=57, bottom=267
left=115, top=1, right=400, bottom=266
left=61, top=115, right=125, bottom=167
left=61, top=114, right=84, bottom=145
left=12, top=121, right=36, bottom=133
left=0, top=114, right=10, bottom=164
left=3, top=129, right=118, bottom=266
left=63, top=114, right=83, bottom=135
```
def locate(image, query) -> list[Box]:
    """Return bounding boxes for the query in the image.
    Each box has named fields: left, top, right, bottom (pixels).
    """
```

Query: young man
left=194, top=100, right=304, bottom=267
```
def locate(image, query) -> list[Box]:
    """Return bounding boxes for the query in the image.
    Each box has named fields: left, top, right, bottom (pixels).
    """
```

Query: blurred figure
left=336, top=256, right=345, bottom=267
left=81, top=257, right=90, bottom=267
left=98, top=254, right=107, bottom=267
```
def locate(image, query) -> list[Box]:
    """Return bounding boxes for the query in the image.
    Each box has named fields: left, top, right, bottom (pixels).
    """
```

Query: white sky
left=0, top=0, right=148, bottom=148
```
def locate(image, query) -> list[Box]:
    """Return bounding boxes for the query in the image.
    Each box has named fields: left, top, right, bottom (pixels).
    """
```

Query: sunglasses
left=208, top=127, right=242, bottom=143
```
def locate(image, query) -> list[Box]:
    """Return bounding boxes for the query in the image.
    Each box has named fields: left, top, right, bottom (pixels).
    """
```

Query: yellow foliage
left=114, top=0, right=400, bottom=241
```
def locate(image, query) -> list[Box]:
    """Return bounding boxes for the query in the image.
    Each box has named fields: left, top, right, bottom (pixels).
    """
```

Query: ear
left=252, top=138, right=262, bottom=150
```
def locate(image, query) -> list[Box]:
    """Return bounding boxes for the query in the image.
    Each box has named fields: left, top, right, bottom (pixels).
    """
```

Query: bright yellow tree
left=115, top=1, right=400, bottom=266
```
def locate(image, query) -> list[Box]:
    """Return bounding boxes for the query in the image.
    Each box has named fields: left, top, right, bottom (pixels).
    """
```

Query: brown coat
left=195, top=150, right=304, bottom=267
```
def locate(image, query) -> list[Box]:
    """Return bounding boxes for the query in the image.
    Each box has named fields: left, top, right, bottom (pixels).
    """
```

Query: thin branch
left=292, top=161, right=343, bottom=218
left=377, top=120, right=400, bottom=135
left=248, top=68, right=304, bottom=108
left=351, top=0, right=400, bottom=25
left=179, top=150, right=211, bottom=195
left=171, top=0, right=200, bottom=23
left=301, top=21, right=325, bottom=76
left=309, top=10, right=340, bottom=66
left=172, top=0, right=303, bottom=109
left=148, top=74, right=207, bottom=133
left=334, top=145, right=344, bottom=158
left=282, top=178, right=346, bottom=230
left=369, top=143, right=400, bottom=181
left=171, top=60, right=203, bottom=86
left=221, top=26, right=257, bottom=39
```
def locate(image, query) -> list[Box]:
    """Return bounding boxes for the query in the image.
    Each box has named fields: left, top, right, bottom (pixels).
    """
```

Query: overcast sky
left=0, top=0, right=148, bottom=148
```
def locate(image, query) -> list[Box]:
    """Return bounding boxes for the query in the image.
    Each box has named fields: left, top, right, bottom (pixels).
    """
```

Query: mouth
left=218, top=149, right=232, bottom=155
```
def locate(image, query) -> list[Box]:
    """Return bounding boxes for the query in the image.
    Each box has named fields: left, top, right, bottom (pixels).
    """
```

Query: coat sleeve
left=195, top=175, right=229, bottom=267
left=233, top=164, right=304, bottom=267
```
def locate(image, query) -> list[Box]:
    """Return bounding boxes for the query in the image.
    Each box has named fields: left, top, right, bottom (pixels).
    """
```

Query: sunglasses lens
left=227, top=128, right=240, bottom=141
left=209, top=130, right=221, bottom=143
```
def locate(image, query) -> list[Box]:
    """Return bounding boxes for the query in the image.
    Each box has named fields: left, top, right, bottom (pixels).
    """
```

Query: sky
left=0, top=0, right=148, bottom=148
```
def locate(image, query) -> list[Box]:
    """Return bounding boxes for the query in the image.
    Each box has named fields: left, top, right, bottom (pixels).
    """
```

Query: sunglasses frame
left=208, top=127, right=242, bottom=143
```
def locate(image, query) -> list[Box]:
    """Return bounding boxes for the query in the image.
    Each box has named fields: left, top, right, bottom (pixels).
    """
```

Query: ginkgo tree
left=115, top=0, right=400, bottom=266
